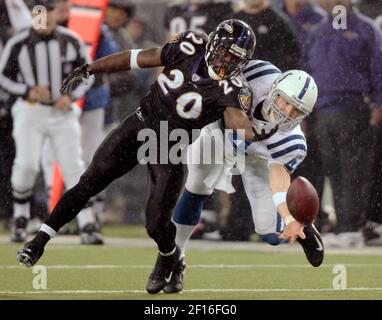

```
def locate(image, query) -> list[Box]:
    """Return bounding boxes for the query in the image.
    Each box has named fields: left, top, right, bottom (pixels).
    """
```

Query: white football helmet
left=263, top=70, right=318, bottom=132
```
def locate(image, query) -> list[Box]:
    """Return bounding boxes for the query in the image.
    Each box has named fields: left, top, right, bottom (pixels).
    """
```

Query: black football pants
left=44, top=111, right=184, bottom=253
left=315, top=108, right=370, bottom=233
left=0, top=105, right=15, bottom=220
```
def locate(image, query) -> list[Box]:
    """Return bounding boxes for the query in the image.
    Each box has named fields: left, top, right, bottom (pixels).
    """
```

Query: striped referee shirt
left=0, top=26, right=93, bottom=103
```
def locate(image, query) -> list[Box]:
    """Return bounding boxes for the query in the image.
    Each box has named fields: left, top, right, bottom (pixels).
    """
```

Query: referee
left=0, top=0, right=102, bottom=244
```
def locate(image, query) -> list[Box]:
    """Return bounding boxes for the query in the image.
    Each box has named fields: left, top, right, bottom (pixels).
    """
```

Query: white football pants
left=185, top=121, right=283, bottom=235
left=11, top=98, right=95, bottom=228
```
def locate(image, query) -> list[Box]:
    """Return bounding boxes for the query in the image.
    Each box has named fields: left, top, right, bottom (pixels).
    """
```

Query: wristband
left=272, top=191, right=287, bottom=208
left=130, top=49, right=142, bottom=69
left=284, top=215, right=296, bottom=226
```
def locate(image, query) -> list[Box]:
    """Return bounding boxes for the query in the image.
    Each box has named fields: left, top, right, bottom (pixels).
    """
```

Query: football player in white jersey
left=163, top=63, right=322, bottom=293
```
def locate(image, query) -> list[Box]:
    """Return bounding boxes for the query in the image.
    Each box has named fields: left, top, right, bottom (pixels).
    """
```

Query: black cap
left=33, top=0, right=57, bottom=10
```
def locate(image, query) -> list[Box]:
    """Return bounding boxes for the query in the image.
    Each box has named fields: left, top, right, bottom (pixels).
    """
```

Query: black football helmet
left=205, top=19, right=256, bottom=80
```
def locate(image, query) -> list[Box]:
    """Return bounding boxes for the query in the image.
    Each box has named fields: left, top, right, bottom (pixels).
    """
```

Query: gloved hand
left=252, top=124, right=278, bottom=141
left=60, top=64, right=92, bottom=96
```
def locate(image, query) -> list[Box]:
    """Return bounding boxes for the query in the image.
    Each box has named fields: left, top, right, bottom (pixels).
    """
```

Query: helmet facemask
left=264, top=90, right=309, bottom=132
left=205, top=20, right=255, bottom=80
left=205, top=35, right=249, bottom=80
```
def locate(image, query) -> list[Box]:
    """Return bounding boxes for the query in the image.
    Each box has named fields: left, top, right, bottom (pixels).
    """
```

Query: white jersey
left=230, top=122, right=307, bottom=173
left=229, top=59, right=307, bottom=173
left=186, top=59, right=307, bottom=192
left=185, top=59, right=308, bottom=235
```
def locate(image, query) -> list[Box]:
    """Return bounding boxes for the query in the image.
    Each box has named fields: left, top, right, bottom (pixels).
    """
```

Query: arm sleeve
left=0, top=38, right=28, bottom=97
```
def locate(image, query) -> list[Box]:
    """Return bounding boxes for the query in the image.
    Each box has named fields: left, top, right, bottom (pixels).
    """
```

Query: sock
left=260, top=233, right=287, bottom=246
left=76, top=207, right=96, bottom=230
left=172, top=189, right=208, bottom=258
left=13, top=202, right=31, bottom=219
left=174, top=222, right=198, bottom=258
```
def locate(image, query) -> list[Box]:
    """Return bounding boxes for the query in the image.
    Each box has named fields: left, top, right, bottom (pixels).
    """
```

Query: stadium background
left=0, top=0, right=382, bottom=301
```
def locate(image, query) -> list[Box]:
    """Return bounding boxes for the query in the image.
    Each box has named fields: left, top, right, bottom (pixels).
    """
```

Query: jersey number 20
left=158, top=32, right=205, bottom=119
left=158, top=69, right=203, bottom=119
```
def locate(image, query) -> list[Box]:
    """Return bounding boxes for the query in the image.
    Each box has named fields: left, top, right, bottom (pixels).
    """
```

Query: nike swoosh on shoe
left=314, top=235, right=324, bottom=251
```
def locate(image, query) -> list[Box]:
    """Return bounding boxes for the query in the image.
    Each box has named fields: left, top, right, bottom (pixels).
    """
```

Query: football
left=286, top=176, right=319, bottom=225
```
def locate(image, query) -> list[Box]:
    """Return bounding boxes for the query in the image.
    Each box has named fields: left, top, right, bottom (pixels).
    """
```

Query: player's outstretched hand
left=279, top=220, right=306, bottom=244
left=60, top=64, right=91, bottom=95
left=252, top=124, right=278, bottom=142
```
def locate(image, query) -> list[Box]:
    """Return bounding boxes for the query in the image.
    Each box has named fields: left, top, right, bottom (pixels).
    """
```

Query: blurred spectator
left=305, top=0, right=382, bottom=246
left=105, top=0, right=136, bottom=120
left=164, top=0, right=233, bottom=37
left=125, top=18, right=159, bottom=101
left=356, top=0, right=382, bottom=245
left=0, top=0, right=32, bottom=226
left=56, top=0, right=70, bottom=26
left=277, top=0, right=328, bottom=66
left=104, top=1, right=151, bottom=224
left=231, top=0, right=300, bottom=71
left=81, top=21, right=120, bottom=227
left=114, top=17, right=161, bottom=224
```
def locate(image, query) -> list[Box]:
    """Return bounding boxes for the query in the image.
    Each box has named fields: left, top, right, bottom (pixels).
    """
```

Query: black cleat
left=163, top=258, right=186, bottom=294
left=297, top=224, right=324, bottom=267
left=16, top=241, right=44, bottom=267
left=146, top=246, right=181, bottom=294
left=10, top=217, right=28, bottom=243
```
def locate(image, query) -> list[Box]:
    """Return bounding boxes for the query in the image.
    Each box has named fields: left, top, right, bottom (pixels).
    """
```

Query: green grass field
left=1, top=225, right=382, bottom=300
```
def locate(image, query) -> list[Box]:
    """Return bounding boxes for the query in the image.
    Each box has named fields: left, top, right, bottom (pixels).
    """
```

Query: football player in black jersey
left=16, top=19, right=276, bottom=294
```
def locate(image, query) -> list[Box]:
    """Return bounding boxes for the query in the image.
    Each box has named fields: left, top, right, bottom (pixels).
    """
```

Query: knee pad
left=260, top=233, right=286, bottom=246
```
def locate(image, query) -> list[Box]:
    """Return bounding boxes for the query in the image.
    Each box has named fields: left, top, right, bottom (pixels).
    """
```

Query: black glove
left=252, top=124, right=278, bottom=142
left=60, top=64, right=92, bottom=96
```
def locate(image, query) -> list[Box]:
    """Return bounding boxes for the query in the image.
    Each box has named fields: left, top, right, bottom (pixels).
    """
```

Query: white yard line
left=1, top=236, right=382, bottom=255
left=0, top=288, right=382, bottom=295
left=1, top=263, right=382, bottom=270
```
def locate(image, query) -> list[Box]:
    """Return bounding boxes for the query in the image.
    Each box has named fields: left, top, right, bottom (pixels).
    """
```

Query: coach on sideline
left=0, top=0, right=100, bottom=244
